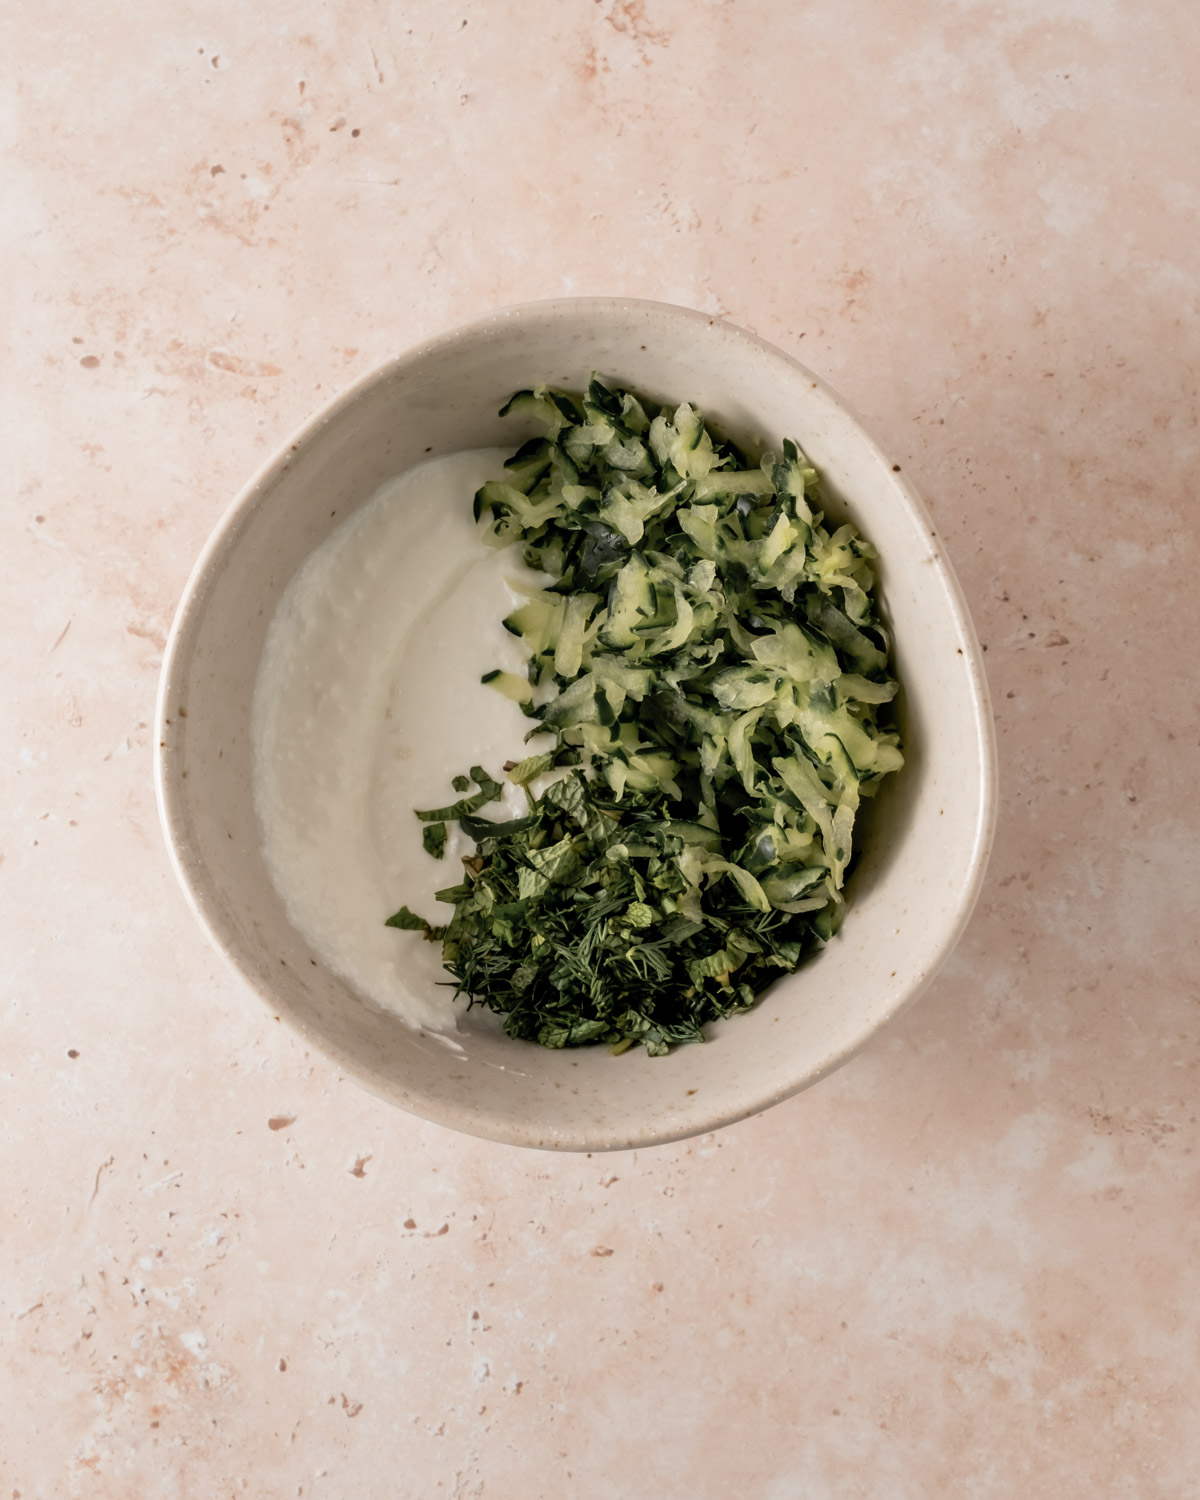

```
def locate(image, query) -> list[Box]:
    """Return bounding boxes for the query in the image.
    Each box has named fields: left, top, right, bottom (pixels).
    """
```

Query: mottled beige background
left=3, top=0, right=1199, bottom=1495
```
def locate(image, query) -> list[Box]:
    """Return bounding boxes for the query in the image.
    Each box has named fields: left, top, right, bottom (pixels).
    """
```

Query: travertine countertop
left=3, top=2, right=1198, bottom=1495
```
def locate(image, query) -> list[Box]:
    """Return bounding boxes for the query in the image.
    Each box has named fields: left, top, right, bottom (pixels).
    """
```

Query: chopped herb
left=384, top=904, right=444, bottom=942
left=422, top=822, right=447, bottom=860
left=390, top=379, right=904, bottom=1054
left=504, top=750, right=557, bottom=785
left=468, top=766, right=503, bottom=800
left=385, top=905, right=428, bottom=930
left=413, top=770, right=503, bottom=823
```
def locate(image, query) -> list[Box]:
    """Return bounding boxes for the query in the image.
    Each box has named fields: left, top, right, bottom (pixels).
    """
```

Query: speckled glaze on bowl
left=155, top=298, right=997, bottom=1152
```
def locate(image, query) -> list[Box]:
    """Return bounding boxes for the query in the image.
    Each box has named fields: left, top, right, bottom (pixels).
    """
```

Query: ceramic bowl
left=155, top=298, right=997, bottom=1151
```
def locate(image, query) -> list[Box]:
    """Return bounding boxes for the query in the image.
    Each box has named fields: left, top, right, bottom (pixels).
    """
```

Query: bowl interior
left=157, top=300, right=995, bottom=1150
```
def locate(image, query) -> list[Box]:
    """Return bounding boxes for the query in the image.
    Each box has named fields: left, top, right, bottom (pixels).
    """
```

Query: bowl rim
left=155, top=295, right=999, bottom=1151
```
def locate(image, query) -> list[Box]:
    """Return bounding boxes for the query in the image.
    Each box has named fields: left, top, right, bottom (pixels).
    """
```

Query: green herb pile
left=388, top=379, right=903, bottom=1055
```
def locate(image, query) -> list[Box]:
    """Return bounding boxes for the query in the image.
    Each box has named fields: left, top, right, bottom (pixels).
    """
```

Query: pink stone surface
left=2, top=1, right=1198, bottom=1495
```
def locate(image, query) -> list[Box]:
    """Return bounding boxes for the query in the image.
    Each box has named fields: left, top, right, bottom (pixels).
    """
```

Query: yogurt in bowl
left=251, top=448, right=528, bottom=1036
left=155, top=298, right=996, bottom=1151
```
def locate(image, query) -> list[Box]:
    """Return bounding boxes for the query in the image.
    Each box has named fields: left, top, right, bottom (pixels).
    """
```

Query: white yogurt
left=251, top=449, right=545, bottom=1033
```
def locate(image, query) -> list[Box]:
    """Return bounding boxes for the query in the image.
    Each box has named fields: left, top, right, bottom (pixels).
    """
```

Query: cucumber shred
left=390, top=378, right=904, bottom=1055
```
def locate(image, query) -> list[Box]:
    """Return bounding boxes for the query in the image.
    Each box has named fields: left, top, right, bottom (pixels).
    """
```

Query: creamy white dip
left=251, top=449, right=544, bottom=1033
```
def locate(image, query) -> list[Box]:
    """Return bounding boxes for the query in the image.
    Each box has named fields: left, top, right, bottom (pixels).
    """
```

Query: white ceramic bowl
left=155, top=298, right=996, bottom=1151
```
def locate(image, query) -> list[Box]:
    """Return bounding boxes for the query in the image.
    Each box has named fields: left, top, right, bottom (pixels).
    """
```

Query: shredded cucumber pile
left=390, top=379, right=903, bottom=1055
